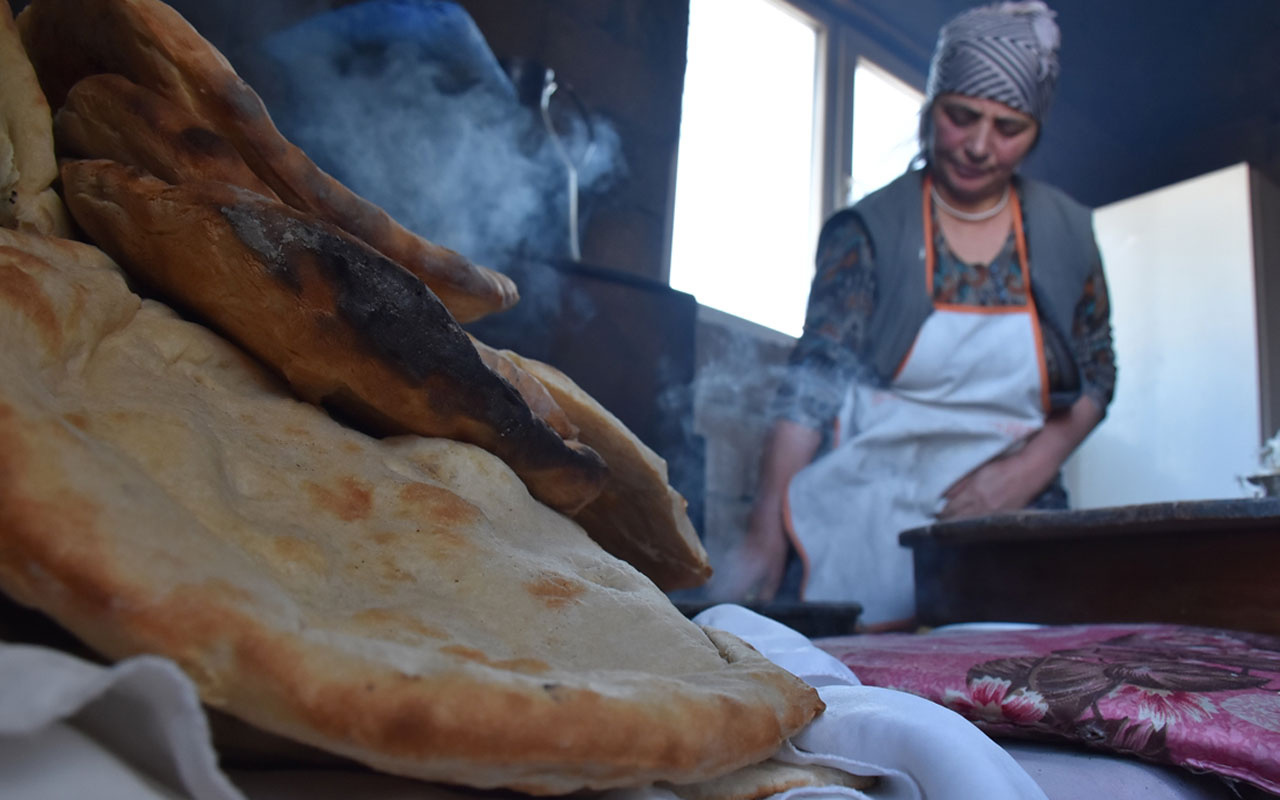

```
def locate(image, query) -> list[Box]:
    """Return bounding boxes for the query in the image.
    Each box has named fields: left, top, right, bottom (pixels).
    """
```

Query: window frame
left=786, top=0, right=928, bottom=224
left=665, top=0, right=930, bottom=334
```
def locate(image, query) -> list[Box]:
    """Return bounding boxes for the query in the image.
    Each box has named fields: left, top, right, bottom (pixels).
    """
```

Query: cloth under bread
left=1, top=606, right=1058, bottom=800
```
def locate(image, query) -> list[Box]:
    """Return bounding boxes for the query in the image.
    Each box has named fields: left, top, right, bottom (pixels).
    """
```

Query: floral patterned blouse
left=770, top=205, right=1116, bottom=435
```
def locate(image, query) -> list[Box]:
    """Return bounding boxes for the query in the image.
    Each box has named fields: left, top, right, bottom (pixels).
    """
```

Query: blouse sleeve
left=1072, top=251, right=1117, bottom=413
left=768, top=211, right=879, bottom=432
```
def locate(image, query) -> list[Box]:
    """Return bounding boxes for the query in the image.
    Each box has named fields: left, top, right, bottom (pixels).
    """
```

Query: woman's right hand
left=715, top=498, right=790, bottom=602
left=710, top=419, right=821, bottom=603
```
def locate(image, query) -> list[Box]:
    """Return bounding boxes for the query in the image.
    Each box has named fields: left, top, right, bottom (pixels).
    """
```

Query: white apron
left=786, top=176, right=1050, bottom=624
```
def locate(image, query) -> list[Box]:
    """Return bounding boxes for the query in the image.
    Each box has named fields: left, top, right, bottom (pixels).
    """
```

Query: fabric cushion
left=817, top=624, right=1280, bottom=795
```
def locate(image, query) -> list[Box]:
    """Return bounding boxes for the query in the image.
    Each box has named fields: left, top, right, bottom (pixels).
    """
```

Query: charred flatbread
left=59, top=158, right=605, bottom=516
left=55, top=73, right=281, bottom=201
left=18, top=0, right=516, bottom=323
left=0, top=226, right=823, bottom=793
left=505, top=352, right=712, bottom=591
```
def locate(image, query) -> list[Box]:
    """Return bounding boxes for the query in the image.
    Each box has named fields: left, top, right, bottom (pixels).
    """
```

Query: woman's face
left=928, top=93, right=1039, bottom=204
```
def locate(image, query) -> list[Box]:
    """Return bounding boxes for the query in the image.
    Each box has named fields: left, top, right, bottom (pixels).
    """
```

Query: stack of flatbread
left=0, top=0, right=872, bottom=797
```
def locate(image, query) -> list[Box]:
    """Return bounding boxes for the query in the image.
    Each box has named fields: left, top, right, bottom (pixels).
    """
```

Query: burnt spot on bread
left=524, top=574, right=587, bottom=609
left=304, top=476, right=373, bottom=522
left=222, top=200, right=486, bottom=385
left=177, top=126, right=234, bottom=159
left=396, top=483, right=483, bottom=529
left=440, top=644, right=550, bottom=674
left=63, top=412, right=92, bottom=432
left=346, top=608, right=448, bottom=641
left=265, top=535, right=329, bottom=577
left=218, top=196, right=609, bottom=508
left=0, top=248, right=64, bottom=354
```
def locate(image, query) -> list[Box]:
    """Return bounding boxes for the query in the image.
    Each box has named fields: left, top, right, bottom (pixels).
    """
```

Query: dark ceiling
left=827, top=0, right=1280, bottom=207
left=10, top=0, right=1280, bottom=209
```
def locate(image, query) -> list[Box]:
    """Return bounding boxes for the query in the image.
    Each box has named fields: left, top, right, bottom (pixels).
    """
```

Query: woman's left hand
left=938, top=447, right=1052, bottom=520
left=939, top=395, right=1106, bottom=520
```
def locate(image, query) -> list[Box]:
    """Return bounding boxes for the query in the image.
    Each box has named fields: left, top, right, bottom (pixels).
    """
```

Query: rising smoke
left=250, top=0, right=627, bottom=307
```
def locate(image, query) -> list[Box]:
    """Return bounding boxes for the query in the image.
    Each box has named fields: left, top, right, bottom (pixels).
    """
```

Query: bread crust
left=0, top=226, right=824, bottom=793
left=60, top=159, right=606, bottom=515
left=18, top=0, right=516, bottom=322
left=56, top=73, right=280, bottom=201
left=0, top=2, right=71, bottom=236
left=505, top=353, right=713, bottom=591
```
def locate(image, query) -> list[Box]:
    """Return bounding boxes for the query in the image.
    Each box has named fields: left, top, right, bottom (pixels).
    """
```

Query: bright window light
left=669, top=0, right=819, bottom=338
left=849, top=58, right=923, bottom=203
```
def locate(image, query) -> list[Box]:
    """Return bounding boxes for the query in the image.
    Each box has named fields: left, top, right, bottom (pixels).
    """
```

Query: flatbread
left=663, top=759, right=876, bottom=800
left=55, top=73, right=281, bottom=201
left=470, top=335, right=578, bottom=442
left=59, top=158, right=607, bottom=517
left=18, top=0, right=516, bottom=323
left=506, top=353, right=712, bottom=591
left=0, top=2, right=70, bottom=236
left=0, top=226, right=824, bottom=793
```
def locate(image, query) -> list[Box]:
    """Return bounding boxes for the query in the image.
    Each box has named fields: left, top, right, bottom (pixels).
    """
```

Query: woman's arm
left=713, top=212, right=878, bottom=601
left=715, top=420, right=822, bottom=601
left=939, top=392, right=1103, bottom=519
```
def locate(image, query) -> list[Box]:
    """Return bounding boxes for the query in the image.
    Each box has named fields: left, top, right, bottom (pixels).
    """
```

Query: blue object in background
left=255, top=0, right=614, bottom=273
left=261, top=0, right=515, bottom=103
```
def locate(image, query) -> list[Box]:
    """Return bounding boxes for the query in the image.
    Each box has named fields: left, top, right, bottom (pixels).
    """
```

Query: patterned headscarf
left=925, top=1, right=1061, bottom=123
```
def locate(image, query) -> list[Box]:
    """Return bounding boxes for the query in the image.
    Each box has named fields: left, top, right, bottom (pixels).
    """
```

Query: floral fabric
left=816, top=624, right=1280, bottom=795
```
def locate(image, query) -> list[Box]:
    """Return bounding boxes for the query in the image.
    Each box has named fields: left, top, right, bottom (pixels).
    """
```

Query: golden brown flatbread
left=470, top=335, right=578, bottom=442
left=506, top=352, right=712, bottom=591
left=664, top=759, right=876, bottom=800
left=0, top=226, right=823, bottom=793
left=59, top=158, right=606, bottom=516
left=18, top=0, right=516, bottom=323
left=0, top=2, right=70, bottom=236
left=55, top=73, right=281, bottom=200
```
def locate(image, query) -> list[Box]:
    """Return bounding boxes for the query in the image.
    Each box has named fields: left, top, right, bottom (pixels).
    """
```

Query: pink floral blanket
left=816, top=624, right=1280, bottom=795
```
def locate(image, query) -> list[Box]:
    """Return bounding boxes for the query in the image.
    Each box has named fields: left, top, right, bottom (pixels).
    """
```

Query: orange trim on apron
left=924, top=174, right=1051, bottom=415
left=1010, top=188, right=1053, bottom=415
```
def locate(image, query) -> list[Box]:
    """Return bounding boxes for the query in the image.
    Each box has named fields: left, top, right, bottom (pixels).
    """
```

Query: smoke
left=251, top=0, right=627, bottom=292
left=657, top=319, right=801, bottom=551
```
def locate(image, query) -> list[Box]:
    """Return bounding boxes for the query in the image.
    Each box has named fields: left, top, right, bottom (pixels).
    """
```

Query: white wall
left=1064, top=163, right=1263, bottom=507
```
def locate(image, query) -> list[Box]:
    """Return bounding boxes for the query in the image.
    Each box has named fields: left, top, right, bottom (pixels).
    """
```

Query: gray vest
left=839, top=169, right=1100, bottom=396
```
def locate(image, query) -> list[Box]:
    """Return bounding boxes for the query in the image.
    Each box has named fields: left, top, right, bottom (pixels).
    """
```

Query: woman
left=724, top=1, right=1116, bottom=627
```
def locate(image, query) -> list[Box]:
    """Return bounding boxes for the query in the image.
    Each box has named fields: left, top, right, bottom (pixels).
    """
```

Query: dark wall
left=11, top=0, right=1280, bottom=218
left=823, top=0, right=1280, bottom=209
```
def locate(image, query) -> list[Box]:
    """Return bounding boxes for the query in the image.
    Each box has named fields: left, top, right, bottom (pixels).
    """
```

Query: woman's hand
left=713, top=499, right=790, bottom=602
left=710, top=420, right=823, bottom=603
left=938, top=447, right=1051, bottom=519
left=939, top=394, right=1105, bottom=520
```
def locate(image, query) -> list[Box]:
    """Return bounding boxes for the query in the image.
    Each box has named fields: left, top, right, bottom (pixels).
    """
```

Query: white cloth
left=0, top=615, right=1048, bottom=800
left=0, top=642, right=245, bottom=800
left=694, top=604, right=1051, bottom=800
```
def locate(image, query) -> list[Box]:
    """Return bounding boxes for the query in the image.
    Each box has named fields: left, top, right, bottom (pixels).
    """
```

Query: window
left=668, top=0, right=820, bottom=338
left=849, top=58, right=924, bottom=204
left=670, top=0, right=925, bottom=337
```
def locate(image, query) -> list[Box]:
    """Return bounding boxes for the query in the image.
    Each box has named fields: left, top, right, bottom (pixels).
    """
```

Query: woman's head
left=916, top=1, right=1061, bottom=194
